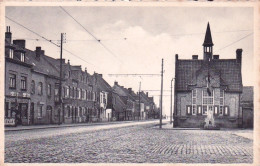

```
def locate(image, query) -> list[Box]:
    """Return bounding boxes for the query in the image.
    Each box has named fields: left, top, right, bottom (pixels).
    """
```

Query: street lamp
left=170, top=78, right=174, bottom=124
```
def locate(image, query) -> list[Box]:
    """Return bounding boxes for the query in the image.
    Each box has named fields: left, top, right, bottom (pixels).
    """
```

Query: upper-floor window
left=9, top=49, right=14, bottom=59
left=31, top=80, right=35, bottom=94
left=21, top=76, right=27, bottom=90
left=47, top=84, right=51, bottom=96
left=9, top=73, right=16, bottom=89
left=20, top=52, right=25, bottom=62
left=38, top=82, right=43, bottom=95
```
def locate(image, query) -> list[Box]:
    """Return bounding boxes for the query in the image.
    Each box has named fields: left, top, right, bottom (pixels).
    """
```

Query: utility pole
left=139, top=81, right=141, bottom=121
left=59, top=33, right=65, bottom=125
left=170, top=78, right=174, bottom=124
left=159, top=59, right=164, bottom=129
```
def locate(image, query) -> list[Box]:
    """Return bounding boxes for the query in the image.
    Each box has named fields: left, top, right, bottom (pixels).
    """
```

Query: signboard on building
left=5, top=118, right=16, bottom=127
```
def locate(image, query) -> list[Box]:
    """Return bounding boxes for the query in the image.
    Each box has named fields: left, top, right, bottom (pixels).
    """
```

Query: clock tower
left=203, top=23, right=214, bottom=61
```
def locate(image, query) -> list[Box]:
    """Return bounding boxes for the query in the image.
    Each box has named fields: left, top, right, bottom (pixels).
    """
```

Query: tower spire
left=203, top=22, right=214, bottom=61
left=203, top=22, right=214, bottom=47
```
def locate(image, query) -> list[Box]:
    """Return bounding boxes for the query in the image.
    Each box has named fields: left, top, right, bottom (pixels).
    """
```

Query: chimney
left=213, top=55, right=219, bottom=59
left=175, top=54, right=178, bottom=61
left=99, top=74, right=102, bottom=77
left=13, top=39, right=25, bottom=49
left=146, top=92, right=148, bottom=97
left=40, top=50, right=45, bottom=56
left=192, top=55, right=198, bottom=60
left=236, top=49, right=242, bottom=63
left=35, top=47, right=41, bottom=59
left=114, top=81, right=118, bottom=86
left=128, top=88, right=132, bottom=93
left=5, top=26, right=12, bottom=44
left=84, top=67, right=87, bottom=73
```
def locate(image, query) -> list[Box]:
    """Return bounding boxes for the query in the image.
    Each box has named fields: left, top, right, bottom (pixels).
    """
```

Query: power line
left=108, top=74, right=160, bottom=77
left=59, top=6, right=122, bottom=63
left=6, top=16, right=95, bottom=66
left=6, top=16, right=60, bottom=47
left=216, top=32, right=253, bottom=52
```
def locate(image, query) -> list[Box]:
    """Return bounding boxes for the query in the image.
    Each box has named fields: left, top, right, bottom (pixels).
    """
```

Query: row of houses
left=4, top=26, right=158, bottom=126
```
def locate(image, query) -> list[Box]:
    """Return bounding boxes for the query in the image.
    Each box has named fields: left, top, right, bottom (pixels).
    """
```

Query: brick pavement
left=5, top=123, right=253, bottom=163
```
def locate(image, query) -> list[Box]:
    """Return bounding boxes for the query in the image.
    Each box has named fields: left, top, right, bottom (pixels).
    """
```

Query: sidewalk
left=5, top=119, right=156, bottom=132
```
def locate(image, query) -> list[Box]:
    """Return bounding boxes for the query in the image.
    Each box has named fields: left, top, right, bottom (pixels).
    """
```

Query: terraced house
left=173, top=23, right=245, bottom=128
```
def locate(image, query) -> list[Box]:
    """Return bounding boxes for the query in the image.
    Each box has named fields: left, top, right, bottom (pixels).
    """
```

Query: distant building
left=174, top=23, right=244, bottom=128
left=241, top=86, right=254, bottom=128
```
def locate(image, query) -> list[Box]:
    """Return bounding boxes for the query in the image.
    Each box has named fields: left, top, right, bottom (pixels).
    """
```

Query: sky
left=5, top=6, right=254, bottom=116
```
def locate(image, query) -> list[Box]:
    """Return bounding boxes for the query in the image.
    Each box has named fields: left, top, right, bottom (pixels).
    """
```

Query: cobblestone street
left=5, top=122, right=253, bottom=163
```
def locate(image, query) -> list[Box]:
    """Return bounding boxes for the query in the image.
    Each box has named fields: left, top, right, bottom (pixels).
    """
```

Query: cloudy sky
left=6, top=6, right=254, bottom=116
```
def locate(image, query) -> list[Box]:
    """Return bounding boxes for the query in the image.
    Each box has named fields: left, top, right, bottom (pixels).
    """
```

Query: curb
left=5, top=120, right=158, bottom=132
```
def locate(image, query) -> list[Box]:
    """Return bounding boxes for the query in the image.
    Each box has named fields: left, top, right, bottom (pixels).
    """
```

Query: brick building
left=173, top=23, right=244, bottom=128
left=241, top=86, right=254, bottom=128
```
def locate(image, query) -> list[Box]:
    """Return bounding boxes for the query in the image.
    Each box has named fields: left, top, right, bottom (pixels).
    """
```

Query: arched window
left=31, top=80, right=35, bottom=94
left=38, top=82, right=43, bottom=95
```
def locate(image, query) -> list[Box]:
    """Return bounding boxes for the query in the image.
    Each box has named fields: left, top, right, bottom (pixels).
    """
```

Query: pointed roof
left=203, top=23, right=214, bottom=46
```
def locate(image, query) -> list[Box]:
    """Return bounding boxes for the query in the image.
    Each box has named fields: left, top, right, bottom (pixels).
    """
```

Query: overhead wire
left=59, top=6, right=122, bottom=63
left=6, top=16, right=95, bottom=66
left=216, top=32, right=253, bottom=52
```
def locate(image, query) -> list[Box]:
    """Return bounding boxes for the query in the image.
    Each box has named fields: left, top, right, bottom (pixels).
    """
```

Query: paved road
left=5, top=121, right=253, bottom=163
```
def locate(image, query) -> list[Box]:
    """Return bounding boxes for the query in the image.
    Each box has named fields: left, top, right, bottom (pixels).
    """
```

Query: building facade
left=174, top=23, right=244, bottom=128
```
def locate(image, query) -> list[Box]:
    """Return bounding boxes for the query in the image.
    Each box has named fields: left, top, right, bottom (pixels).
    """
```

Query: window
left=192, top=89, right=196, bottom=115
left=37, top=105, right=43, bottom=117
left=47, top=84, right=51, bottom=96
left=202, top=89, right=214, bottom=115
left=31, top=80, right=35, bottom=94
left=214, top=106, right=219, bottom=115
left=9, top=49, right=14, bottom=59
left=9, top=73, right=16, bottom=89
left=197, top=105, right=202, bottom=115
left=202, top=105, right=207, bottom=115
left=21, top=76, right=27, bottom=90
left=38, top=82, right=43, bottom=95
left=219, top=106, right=224, bottom=115
left=224, top=106, right=229, bottom=116
left=20, top=52, right=25, bottom=62
left=65, top=87, right=69, bottom=98
left=67, top=106, right=70, bottom=117
left=82, top=90, right=86, bottom=100
left=219, top=89, right=224, bottom=115
left=186, top=106, right=191, bottom=115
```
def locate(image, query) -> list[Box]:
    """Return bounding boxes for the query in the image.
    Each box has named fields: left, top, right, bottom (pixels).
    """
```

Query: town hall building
left=173, top=23, right=244, bottom=128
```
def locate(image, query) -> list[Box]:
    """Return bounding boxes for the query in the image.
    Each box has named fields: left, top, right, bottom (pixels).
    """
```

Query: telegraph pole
left=59, top=33, right=64, bottom=125
left=139, top=81, right=141, bottom=121
left=159, top=59, right=164, bottom=129
left=170, top=78, right=174, bottom=124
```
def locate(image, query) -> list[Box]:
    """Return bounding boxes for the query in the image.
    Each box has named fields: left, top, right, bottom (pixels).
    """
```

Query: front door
left=30, top=103, right=34, bottom=125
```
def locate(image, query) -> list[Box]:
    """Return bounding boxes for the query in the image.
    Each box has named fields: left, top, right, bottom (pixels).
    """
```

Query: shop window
left=9, top=73, right=16, bottom=89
